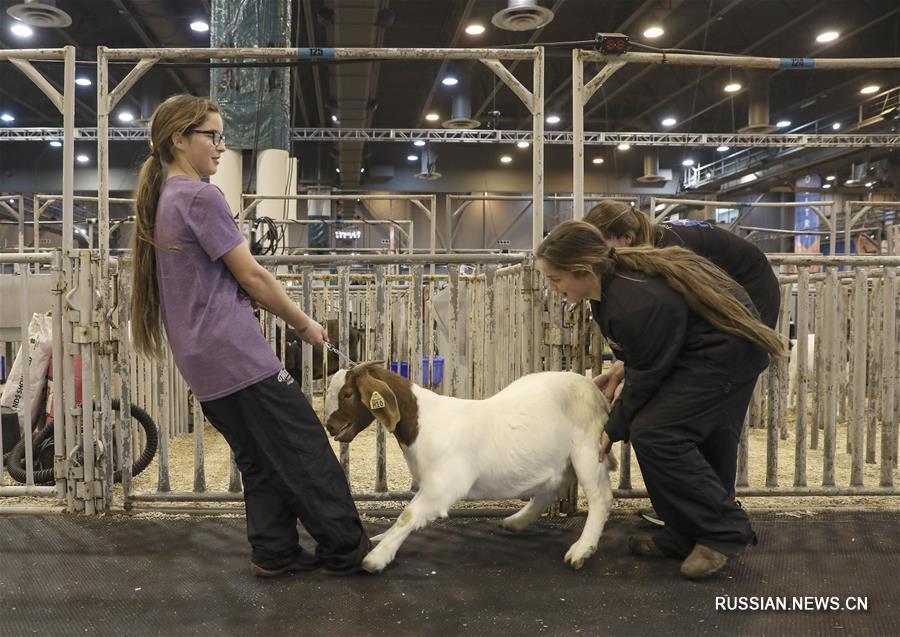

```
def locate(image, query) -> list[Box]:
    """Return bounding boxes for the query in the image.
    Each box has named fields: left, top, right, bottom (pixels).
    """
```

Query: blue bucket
left=422, top=356, right=444, bottom=385
left=389, top=357, right=444, bottom=385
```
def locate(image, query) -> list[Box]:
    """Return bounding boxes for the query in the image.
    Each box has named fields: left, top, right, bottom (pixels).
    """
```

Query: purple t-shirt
left=154, top=175, right=282, bottom=401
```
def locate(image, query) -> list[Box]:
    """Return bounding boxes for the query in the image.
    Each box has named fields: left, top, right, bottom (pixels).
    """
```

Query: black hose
left=4, top=399, right=158, bottom=485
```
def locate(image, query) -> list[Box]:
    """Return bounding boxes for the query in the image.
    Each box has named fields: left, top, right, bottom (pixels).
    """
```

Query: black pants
left=201, top=370, right=369, bottom=570
left=630, top=373, right=758, bottom=559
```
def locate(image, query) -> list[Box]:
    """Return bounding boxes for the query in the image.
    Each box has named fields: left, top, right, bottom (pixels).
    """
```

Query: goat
left=276, top=319, right=364, bottom=381
left=323, top=362, right=615, bottom=573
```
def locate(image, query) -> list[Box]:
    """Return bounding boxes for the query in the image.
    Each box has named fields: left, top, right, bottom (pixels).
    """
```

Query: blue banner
left=794, top=174, right=821, bottom=255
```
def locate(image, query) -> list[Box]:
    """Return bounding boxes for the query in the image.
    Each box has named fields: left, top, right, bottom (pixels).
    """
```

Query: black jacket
left=657, top=220, right=780, bottom=328
left=591, top=268, right=769, bottom=443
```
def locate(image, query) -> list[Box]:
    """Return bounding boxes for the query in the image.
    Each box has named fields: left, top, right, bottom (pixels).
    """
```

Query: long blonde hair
left=584, top=200, right=664, bottom=246
left=130, top=94, right=219, bottom=357
left=536, top=221, right=785, bottom=357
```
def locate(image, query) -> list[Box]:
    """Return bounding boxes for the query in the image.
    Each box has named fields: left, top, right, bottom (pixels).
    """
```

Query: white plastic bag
left=0, top=312, right=53, bottom=425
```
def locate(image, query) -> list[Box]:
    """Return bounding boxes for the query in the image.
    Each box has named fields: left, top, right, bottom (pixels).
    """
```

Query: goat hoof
left=501, top=518, right=529, bottom=532
left=362, top=551, right=390, bottom=573
left=565, top=542, right=597, bottom=570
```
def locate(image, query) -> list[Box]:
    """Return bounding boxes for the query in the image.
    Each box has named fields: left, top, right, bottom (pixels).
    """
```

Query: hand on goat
left=294, top=319, right=329, bottom=348
left=598, top=431, right=612, bottom=463
left=593, top=360, right=624, bottom=403
left=612, top=380, right=624, bottom=405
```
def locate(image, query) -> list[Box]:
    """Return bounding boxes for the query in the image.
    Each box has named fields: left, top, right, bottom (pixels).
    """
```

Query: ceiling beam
left=111, top=0, right=194, bottom=94
left=517, top=0, right=668, bottom=127
left=626, top=1, right=830, bottom=127
left=584, top=0, right=747, bottom=120
left=472, top=0, right=567, bottom=120
left=660, top=6, right=900, bottom=132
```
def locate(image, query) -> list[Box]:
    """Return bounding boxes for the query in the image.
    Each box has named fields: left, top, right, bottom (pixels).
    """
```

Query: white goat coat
left=401, top=372, right=607, bottom=501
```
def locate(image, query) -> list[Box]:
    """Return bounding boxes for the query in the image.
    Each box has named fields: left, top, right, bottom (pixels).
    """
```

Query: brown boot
left=680, top=544, right=728, bottom=580
left=627, top=534, right=667, bottom=558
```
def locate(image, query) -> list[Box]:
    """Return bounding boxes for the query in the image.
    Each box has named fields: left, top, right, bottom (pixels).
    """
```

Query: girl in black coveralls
left=536, top=221, right=785, bottom=579
left=585, top=201, right=781, bottom=526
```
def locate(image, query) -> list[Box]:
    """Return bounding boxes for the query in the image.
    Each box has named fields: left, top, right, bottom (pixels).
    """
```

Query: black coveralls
left=201, top=372, right=370, bottom=571
left=592, top=269, right=769, bottom=558
left=657, top=220, right=781, bottom=329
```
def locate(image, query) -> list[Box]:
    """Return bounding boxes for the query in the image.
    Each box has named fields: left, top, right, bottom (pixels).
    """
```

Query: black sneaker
left=251, top=551, right=321, bottom=578
left=638, top=507, right=665, bottom=527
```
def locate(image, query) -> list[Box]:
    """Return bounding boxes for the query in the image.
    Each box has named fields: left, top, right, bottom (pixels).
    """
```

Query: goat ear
left=356, top=371, right=400, bottom=433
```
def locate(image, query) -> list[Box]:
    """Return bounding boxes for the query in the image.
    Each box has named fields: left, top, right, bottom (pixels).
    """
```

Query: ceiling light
left=190, top=21, right=210, bottom=33
left=407, top=154, right=418, bottom=161
left=860, top=85, right=879, bottom=95
left=661, top=117, right=677, bottom=126
left=49, top=141, right=62, bottom=148
left=776, top=119, right=791, bottom=128
left=724, top=82, right=742, bottom=93
left=360, top=167, right=365, bottom=173
left=643, top=26, right=664, bottom=39
left=865, top=181, right=874, bottom=188
left=10, top=22, right=32, bottom=38
left=845, top=178, right=859, bottom=186
left=76, top=154, right=89, bottom=163
left=425, top=112, right=440, bottom=122
left=717, top=145, right=730, bottom=152
left=617, top=143, right=630, bottom=151
left=335, top=168, right=341, bottom=173
left=0, top=113, right=15, bottom=122
left=822, top=183, right=832, bottom=189
left=413, top=140, right=426, bottom=147
left=816, top=30, right=839, bottom=43
left=500, top=155, right=512, bottom=164
left=331, top=114, right=339, bottom=123
left=117, top=112, right=134, bottom=123
left=592, top=157, right=604, bottom=165
left=682, top=159, right=695, bottom=167
left=832, top=122, right=841, bottom=130
left=517, top=141, right=530, bottom=149
left=546, top=114, right=560, bottom=124
left=739, top=173, right=758, bottom=184
left=75, top=77, right=92, bottom=87
left=442, top=76, right=459, bottom=86
left=465, top=24, right=485, bottom=35
left=826, top=175, right=836, bottom=181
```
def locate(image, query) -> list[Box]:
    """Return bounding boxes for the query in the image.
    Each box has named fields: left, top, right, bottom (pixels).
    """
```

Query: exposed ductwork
left=329, top=1, right=386, bottom=188
left=636, top=152, right=668, bottom=184
left=442, top=84, right=480, bottom=130
left=491, top=0, right=554, bottom=32
left=6, top=0, right=71, bottom=27
left=738, top=72, right=776, bottom=134
left=415, top=144, right=442, bottom=181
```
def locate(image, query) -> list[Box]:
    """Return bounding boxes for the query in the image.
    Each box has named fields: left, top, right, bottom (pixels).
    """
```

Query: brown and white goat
left=324, top=362, right=615, bottom=573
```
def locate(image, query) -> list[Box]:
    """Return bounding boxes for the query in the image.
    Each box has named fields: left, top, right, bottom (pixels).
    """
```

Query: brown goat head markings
left=324, top=363, right=418, bottom=446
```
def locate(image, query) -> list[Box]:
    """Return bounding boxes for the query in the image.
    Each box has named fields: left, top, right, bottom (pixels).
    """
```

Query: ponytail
left=130, top=153, right=164, bottom=356
left=614, top=245, right=785, bottom=357
left=129, top=94, right=220, bottom=357
left=536, top=221, right=785, bottom=358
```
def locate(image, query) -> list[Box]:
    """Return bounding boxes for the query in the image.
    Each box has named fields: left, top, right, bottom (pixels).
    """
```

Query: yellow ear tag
left=369, top=391, right=386, bottom=410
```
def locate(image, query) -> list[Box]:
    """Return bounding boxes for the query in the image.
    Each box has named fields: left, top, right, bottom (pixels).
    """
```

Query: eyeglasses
left=187, top=128, right=225, bottom=146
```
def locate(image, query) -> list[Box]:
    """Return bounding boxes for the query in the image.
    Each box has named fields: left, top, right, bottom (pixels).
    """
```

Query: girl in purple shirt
left=130, top=94, right=369, bottom=576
